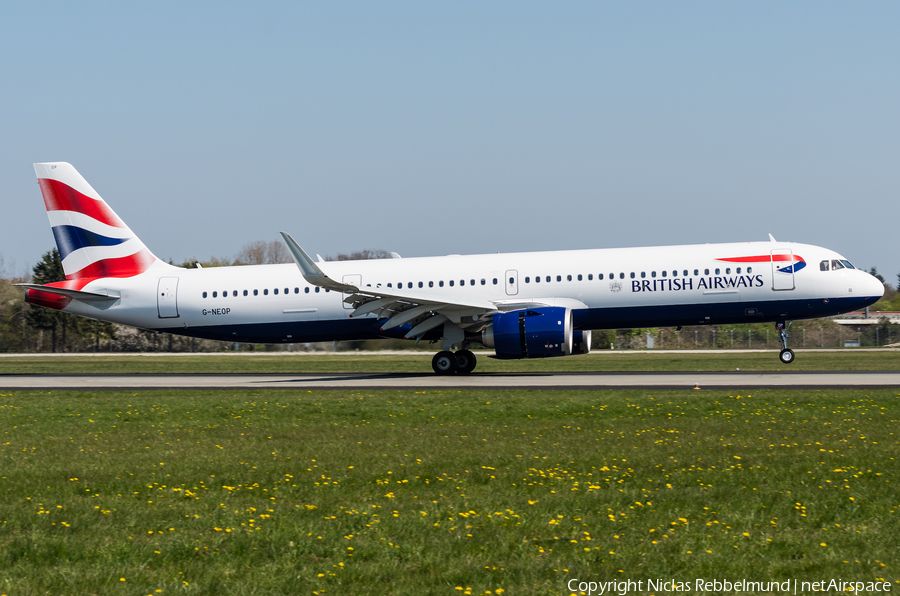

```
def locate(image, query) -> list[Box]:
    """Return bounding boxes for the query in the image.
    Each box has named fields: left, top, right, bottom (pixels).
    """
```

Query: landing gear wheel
left=775, top=321, right=794, bottom=364
left=432, top=351, right=458, bottom=375
left=455, top=350, right=477, bottom=374
left=779, top=348, right=795, bottom=364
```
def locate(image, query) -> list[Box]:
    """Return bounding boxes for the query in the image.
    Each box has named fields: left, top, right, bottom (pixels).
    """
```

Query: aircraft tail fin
left=33, top=162, right=162, bottom=280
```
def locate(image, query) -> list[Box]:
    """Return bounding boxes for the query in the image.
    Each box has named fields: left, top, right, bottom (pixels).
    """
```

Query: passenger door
left=771, top=249, right=795, bottom=291
left=157, top=277, right=179, bottom=318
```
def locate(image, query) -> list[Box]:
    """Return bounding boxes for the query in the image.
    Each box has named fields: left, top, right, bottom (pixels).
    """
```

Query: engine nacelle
left=572, top=329, right=592, bottom=355
left=481, top=307, right=576, bottom=359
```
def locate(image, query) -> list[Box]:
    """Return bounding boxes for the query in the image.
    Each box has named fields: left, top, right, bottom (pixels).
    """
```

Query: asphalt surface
left=2, top=371, right=900, bottom=390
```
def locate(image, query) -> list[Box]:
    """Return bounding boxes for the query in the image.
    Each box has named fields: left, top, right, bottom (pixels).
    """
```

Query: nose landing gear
left=776, top=321, right=795, bottom=364
left=431, top=349, right=478, bottom=375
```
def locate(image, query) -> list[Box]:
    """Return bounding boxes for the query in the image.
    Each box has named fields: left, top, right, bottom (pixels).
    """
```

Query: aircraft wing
left=280, top=232, right=511, bottom=339
left=280, top=233, right=590, bottom=340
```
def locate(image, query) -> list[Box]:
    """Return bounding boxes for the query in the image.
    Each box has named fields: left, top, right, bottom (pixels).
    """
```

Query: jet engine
left=480, top=307, right=590, bottom=359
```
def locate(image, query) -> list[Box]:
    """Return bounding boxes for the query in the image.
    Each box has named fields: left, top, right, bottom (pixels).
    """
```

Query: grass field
left=0, top=349, right=898, bottom=375
left=0, top=387, right=897, bottom=595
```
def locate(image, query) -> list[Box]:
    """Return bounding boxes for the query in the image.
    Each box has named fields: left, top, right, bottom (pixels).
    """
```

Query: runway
left=3, top=371, right=900, bottom=390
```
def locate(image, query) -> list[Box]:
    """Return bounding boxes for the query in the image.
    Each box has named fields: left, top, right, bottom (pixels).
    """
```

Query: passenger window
left=640, top=272, right=646, bottom=279
left=439, top=281, right=444, bottom=287
left=567, top=275, right=572, bottom=281
left=524, top=277, right=530, bottom=283
left=661, top=271, right=666, bottom=278
left=493, top=278, right=498, bottom=285
left=577, top=274, right=582, bottom=281
left=471, top=279, right=475, bottom=286
left=704, top=269, right=709, bottom=275
left=736, top=268, right=741, bottom=274
left=619, top=273, right=625, bottom=279
left=274, top=288, right=279, bottom=295
left=428, top=281, right=433, bottom=288
left=223, top=290, right=228, bottom=298
left=264, top=289, right=269, bottom=295
left=449, top=280, right=455, bottom=287
left=715, top=268, right=720, bottom=275
left=418, top=282, right=423, bottom=288
left=315, top=287, right=320, bottom=293
left=630, top=272, right=636, bottom=279
left=253, top=289, right=258, bottom=296
left=387, top=283, right=392, bottom=288
left=480, top=279, right=486, bottom=285
left=545, top=276, right=550, bottom=283
left=747, top=267, right=752, bottom=274
left=535, top=276, right=541, bottom=283
left=694, top=269, right=699, bottom=276
left=325, top=289, right=330, bottom=293
left=304, top=287, right=309, bottom=294
left=682, top=270, right=687, bottom=276
left=725, top=268, right=730, bottom=274
left=284, top=288, right=289, bottom=294
left=294, top=288, right=299, bottom=294
left=203, top=291, right=208, bottom=298
left=460, top=280, right=465, bottom=286
left=243, top=290, right=248, bottom=296
left=556, top=275, right=562, bottom=282
left=652, top=271, right=657, bottom=278
left=832, top=260, right=844, bottom=270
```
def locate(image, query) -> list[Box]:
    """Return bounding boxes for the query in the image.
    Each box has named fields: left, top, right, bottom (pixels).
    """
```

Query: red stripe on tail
left=66, top=248, right=157, bottom=280
left=38, top=178, right=125, bottom=228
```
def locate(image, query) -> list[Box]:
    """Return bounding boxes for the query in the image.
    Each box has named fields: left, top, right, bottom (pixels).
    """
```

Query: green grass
left=0, top=349, right=898, bottom=375
left=0, top=388, right=898, bottom=595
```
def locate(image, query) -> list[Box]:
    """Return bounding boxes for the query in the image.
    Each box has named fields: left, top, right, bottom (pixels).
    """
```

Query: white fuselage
left=59, top=240, right=884, bottom=345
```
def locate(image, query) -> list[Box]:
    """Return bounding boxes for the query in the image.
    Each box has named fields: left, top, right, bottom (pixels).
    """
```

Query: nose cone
left=863, top=272, right=886, bottom=299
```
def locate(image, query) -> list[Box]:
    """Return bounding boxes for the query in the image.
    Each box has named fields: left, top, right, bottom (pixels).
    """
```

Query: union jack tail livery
left=34, top=162, right=159, bottom=282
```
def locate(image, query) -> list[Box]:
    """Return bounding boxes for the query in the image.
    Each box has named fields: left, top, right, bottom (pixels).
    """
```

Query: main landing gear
left=776, top=321, right=795, bottom=364
left=432, top=349, right=477, bottom=375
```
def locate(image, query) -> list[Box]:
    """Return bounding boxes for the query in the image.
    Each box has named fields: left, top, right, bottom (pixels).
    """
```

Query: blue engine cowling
left=482, top=307, right=584, bottom=359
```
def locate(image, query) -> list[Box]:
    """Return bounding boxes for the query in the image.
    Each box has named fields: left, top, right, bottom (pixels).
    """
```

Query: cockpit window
left=831, top=260, right=844, bottom=270
left=820, top=260, right=829, bottom=271
left=841, top=260, right=854, bottom=269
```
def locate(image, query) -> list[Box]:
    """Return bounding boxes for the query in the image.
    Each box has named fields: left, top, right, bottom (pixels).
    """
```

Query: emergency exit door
left=342, top=275, right=361, bottom=309
left=505, top=270, right=519, bottom=295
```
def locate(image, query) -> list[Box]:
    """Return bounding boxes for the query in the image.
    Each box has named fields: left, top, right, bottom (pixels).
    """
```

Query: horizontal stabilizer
left=15, top=283, right=120, bottom=302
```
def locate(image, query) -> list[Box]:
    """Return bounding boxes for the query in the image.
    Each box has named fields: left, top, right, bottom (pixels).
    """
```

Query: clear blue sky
left=2, top=2, right=898, bottom=283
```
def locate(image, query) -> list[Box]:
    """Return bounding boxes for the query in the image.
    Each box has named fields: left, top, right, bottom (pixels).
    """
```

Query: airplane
left=19, top=162, right=885, bottom=373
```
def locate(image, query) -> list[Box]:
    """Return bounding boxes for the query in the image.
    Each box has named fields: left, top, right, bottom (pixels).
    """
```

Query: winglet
left=279, top=232, right=358, bottom=293
left=768, top=233, right=777, bottom=242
